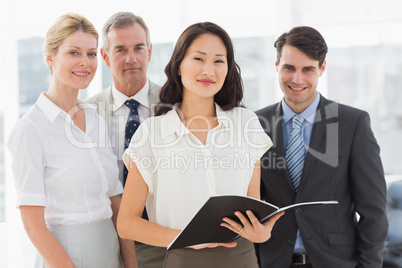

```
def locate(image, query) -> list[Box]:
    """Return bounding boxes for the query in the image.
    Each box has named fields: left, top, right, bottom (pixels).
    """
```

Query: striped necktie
left=285, top=115, right=305, bottom=192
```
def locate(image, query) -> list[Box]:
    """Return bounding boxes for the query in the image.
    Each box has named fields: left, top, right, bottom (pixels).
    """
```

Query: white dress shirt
left=123, top=104, right=273, bottom=230
left=8, top=93, right=123, bottom=226
left=110, top=81, right=150, bottom=184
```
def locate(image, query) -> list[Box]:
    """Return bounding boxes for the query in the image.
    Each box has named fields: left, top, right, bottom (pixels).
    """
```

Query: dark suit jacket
left=255, top=95, right=388, bottom=268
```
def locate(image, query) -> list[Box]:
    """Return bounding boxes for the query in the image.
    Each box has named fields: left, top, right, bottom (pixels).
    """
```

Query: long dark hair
left=155, top=22, right=243, bottom=116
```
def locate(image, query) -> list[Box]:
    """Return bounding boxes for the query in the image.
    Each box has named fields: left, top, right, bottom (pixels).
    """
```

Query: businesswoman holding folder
left=118, top=22, right=283, bottom=267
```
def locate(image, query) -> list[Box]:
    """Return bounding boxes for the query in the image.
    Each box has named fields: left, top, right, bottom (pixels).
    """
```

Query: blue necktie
left=123, top=99, right=140, bottom=186
left=123, top=99, right=148, bottom=220
left=285, top=115, right=305, bottom=192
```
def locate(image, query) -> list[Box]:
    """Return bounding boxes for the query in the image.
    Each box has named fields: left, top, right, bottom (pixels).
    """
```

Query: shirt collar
left=281, top=92, right=320, bottom=125
left=36, top=93, right=96, bottom=124
left=36, top=93, right=66, bottom=124
left=160, top=102, right=230, bottom=140
left=111, top=80, right=150, bottom=111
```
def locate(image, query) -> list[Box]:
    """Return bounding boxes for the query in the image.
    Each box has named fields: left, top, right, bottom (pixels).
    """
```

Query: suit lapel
left=148, top=80, right=160, bottom=117
left=272, top=103, right=296, bottom=193
left=299, top=96, right=330, bottom=190
left=99, top=87, right=114, bottom=137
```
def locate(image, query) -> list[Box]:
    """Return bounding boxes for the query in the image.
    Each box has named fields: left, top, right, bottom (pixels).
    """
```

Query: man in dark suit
left=256, top=26, right=388, bottom=268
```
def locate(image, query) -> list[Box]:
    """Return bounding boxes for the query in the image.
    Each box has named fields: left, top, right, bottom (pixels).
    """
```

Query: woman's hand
left=220, top=210, right=284, bottom=243
left=20, top=206, right=76, bottom=267
left=187, top=241, right=237, bottom=250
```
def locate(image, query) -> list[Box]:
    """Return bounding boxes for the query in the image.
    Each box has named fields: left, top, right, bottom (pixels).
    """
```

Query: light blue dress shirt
left=281, top=92, right=321, bottom=254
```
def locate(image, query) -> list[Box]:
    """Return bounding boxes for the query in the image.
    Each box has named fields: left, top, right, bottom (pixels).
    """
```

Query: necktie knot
left=125, top=99, right=139, bottom=110
left=292, top=115, right=304, bottom=130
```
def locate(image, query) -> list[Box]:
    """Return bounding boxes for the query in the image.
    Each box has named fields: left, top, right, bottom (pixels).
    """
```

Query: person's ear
left=101, top=48, right=110, bottom=67
left=45, top=52, right=54, bottom=67
left=147, top=43, right=152, bottom=62
left=319, top=60, right=326, bottom=76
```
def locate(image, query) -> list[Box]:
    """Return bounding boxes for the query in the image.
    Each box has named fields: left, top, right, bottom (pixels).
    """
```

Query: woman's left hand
left=220, top=210, right=284, bottom=243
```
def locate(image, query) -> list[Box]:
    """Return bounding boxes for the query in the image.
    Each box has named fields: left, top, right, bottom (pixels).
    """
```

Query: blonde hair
left=44, top=13, right=99, bottom=74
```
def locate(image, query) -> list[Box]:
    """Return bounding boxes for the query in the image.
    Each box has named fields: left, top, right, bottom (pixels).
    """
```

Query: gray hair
left=102, top=11, right=151, bottom=51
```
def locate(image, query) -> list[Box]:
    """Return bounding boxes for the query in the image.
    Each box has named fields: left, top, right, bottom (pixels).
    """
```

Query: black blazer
left=255, top=95, right=388, bottom=268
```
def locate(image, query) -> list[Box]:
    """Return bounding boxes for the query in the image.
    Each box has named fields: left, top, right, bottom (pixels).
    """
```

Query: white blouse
left=8, top=93, right=123, bottom=226
left=123, top=104, right=272, bottom=230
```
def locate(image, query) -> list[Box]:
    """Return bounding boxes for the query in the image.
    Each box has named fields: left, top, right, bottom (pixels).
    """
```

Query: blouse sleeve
left=243, top=110, right=273, bottom=165
left=122, top=118, right=156, bottom=194
left=7, top=119, right=47, bottom=207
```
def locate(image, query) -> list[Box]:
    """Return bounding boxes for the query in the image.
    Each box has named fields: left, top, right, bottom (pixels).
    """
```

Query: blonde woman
left=8, top=13, right=135, bottom=267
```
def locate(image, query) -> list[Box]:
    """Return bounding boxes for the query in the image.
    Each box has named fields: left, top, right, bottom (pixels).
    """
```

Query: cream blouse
left=123, top=103, right=272, bottom=230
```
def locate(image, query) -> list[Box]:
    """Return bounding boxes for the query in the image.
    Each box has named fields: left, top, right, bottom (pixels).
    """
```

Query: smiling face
left=179, top=33, right=228, bottom=103
left=102, top=23, right=152, bottom=96
left=276, top=44, right=326, bottom=113
left=47, top=30, right=98, bottom=90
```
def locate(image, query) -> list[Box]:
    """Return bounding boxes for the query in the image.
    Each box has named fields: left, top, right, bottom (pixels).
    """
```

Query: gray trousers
left=34, top=219, right=121, bottom=268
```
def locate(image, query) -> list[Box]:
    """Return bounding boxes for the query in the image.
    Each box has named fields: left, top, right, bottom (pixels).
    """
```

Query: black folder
left=167, top=195, right=338, bottom=250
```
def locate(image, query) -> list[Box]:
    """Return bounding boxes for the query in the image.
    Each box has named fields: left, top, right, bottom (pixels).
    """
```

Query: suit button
left=295, top=208, right=301, bottom=214
left=288, top=239, right=295, bottom=245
